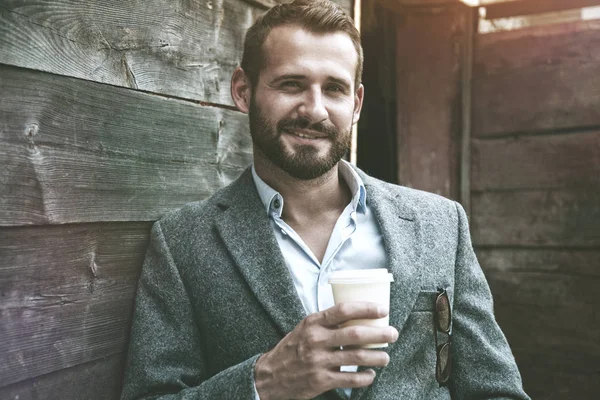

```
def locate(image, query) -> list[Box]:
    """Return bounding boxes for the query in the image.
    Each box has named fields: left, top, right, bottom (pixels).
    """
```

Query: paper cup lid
left=328, top=268, right=394, bottom=284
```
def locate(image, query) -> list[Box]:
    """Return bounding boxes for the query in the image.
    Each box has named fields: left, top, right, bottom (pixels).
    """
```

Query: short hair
left=241, top=0, right=363, bottom=91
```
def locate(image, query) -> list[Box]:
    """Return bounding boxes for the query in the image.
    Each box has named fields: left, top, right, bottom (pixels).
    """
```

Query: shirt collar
left=251, top=165, right=283, bottom=217
left=251, top=160, right=367, bottom=218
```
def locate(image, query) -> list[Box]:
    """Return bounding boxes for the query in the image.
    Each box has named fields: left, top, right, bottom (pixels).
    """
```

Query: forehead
left=260, top=25, right=358, bottom=85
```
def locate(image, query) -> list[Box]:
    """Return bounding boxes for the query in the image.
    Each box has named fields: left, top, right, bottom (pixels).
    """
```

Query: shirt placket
left=316, top=207, right=358, bottom=312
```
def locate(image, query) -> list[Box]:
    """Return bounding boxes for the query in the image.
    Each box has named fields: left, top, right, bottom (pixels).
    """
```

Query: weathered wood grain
left=477, top=248, right=600, bottom=398
left=0, top=0, right=263, bottom=105
left=382, top=0, right=465, bottom=8
left=0, top=353, right=125, bottom=400
left=478, top=248, right=600, bottom=293
left=497, top=303, right=599, bottom=365
left=484, top=0, right=600, bottom=20
left=471, top=190, right=600, bottom=247
left=0, top=222, right=150, bottom=386
left=480, top=248, right=600, bottom=325
left=0, top=0, right=352, bottom=105
left=473, top=20, right=600, bottom=136
left=480, top=248, right=600, bottom=351
left=395, top=5, right=468, bottom=199
left=239, top=0, right=354, bottom=11
left=515, top=352, right=600, bottom=400
left=472, top=131, right=600, bottom=191
left=0, top=65, right=253, bottom=226
left=498, top=304, right=599, bottom=398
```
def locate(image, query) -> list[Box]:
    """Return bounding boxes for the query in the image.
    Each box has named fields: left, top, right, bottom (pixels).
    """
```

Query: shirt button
left=273, top=198, right=281, bottom=209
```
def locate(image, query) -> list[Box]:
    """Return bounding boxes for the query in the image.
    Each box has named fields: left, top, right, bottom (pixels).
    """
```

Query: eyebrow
left=270, top=74, right=352, bottom=90
left=327, top=77, right=352, bottom=91
left=271, top=74, right=306, bottom=83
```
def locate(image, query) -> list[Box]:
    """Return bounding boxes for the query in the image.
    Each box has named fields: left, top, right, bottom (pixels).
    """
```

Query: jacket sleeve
left=120, top=221, right=261, bottom=400
left=449, top=202, right=530, bottom=400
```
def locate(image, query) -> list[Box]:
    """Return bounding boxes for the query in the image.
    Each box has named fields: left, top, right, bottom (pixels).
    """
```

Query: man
left=121, top=1, right=530, bottom=399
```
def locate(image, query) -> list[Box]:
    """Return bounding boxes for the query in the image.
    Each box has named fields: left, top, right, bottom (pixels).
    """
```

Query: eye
left=326, top=84, right=346, bottom=94
left=281, top=81, right=301, bottom=89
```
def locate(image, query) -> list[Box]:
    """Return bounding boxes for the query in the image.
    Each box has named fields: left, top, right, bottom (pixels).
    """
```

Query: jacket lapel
left=214, top=169, right=307, bottom=337
left=366, top=179, right=423, bottom=338
left=351, top=174, right=424, bottom=400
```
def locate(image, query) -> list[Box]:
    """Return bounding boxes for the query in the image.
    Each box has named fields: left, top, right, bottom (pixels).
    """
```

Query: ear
left=231, top=67, right=251, bottom=114
left=352, top=84, right=365, bottom=125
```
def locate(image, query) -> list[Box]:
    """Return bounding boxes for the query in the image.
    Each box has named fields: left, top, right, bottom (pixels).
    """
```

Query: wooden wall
left=0, top=0, right=351, bottom=398
left=382, top=3, right=599, bottom=398
left=471, top=19, right=600, bottom=399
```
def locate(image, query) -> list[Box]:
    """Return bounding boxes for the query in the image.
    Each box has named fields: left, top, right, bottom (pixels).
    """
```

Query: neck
left=253, top=154, right=352, bottom=224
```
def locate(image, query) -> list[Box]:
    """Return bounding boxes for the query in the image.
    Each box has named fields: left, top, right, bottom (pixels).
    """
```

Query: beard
left=248, top=96, right=352, bottom=180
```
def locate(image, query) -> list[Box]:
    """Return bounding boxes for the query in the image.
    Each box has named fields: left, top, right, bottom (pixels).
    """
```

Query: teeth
left=291, top=131, right=322, bottom=139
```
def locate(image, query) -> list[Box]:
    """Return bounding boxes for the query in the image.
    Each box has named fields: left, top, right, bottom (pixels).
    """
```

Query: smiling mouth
left=284, top=129, right=328, bottom=140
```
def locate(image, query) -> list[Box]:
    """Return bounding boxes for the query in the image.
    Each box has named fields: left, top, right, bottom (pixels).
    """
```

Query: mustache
left=277, top=118, right=338, bottom=138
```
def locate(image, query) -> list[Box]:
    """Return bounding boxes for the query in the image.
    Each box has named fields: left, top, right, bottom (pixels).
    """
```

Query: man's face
left=248, top=25, right=363, bottom=180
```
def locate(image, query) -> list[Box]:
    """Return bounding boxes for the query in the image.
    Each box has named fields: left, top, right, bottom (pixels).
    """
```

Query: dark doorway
left=357, top=0, right=397, bottom=184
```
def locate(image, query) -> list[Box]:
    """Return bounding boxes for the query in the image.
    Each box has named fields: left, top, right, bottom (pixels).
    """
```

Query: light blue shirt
left=251, top=160, right=388, bottom=398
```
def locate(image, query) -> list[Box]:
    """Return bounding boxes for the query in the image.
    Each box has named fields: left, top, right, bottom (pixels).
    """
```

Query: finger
left=319, top=302, right=388, bottom=327
left=327, top=325, right=398, bottom=348
left=327, top=369, right=377, bottom=389
left=328, top=348, right=390, bottom=368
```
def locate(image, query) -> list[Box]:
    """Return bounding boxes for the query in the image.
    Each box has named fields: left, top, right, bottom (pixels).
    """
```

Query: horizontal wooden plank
left=384, top=0, right=464, bottom=8
left=0, top=0, right=352, bottom=105
left=474, top=19, right=600, bottom=77
left=479, top=248, right=600, bottom=398
left=473, top=20, right=600, bottom=136
left=0, top=65, right=252, bottom=226
left=497, top=304, right=600, bottom=396
left=380, top=0, right=462, bottom=13
left=472, top=131, right=600, bottom=191
left=471, top=190, right=600, bottom=247
left=521, top=367, right=599, bottom=400
left=0, top=353, right=125, bottom=400
left=516, top=352, right=600, bottom=400
left=0, top=0, right=264, bottom=105
left=478, top=248, right=600, bottom=289
left=497, top=303, right=599, bottom=364
left=484, top=0, right=600, bottom=20
left=480, top=248, right=600, bottom=307
left=0, top=222, right=150, bottom=386
left=480, top=248, right=600, bottom=350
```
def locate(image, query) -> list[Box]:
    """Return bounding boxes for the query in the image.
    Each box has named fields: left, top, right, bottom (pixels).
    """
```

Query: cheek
left=329, top=103, right=357, bottom=126
left=264, top=97, right=299, bottom=119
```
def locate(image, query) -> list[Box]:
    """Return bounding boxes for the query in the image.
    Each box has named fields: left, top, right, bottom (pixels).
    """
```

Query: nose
left=298, top=87, right=328, bottom=123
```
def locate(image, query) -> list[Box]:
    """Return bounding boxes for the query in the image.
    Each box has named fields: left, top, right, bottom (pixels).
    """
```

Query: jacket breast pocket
left=411, top=289, right=438, bottom=312
left=385, top=290, right=450, bottom=397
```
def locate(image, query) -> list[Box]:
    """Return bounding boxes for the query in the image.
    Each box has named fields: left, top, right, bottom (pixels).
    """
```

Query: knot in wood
left=24, top=123, right=39, bottom=138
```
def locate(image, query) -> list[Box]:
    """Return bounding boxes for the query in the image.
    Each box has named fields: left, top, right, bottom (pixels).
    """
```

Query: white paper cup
left=328, top=269, right=394, bottom=348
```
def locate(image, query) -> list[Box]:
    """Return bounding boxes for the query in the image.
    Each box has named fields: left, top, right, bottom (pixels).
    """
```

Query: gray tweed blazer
left=121, top=167, right=530, bottom=400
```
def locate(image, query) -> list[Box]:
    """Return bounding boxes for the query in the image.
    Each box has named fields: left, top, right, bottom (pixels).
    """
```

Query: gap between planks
left=473, top=124, right=600, bottom=140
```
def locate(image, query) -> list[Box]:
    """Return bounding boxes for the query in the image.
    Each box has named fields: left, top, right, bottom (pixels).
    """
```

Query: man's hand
left=254, top=302, right=399, bottom=400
